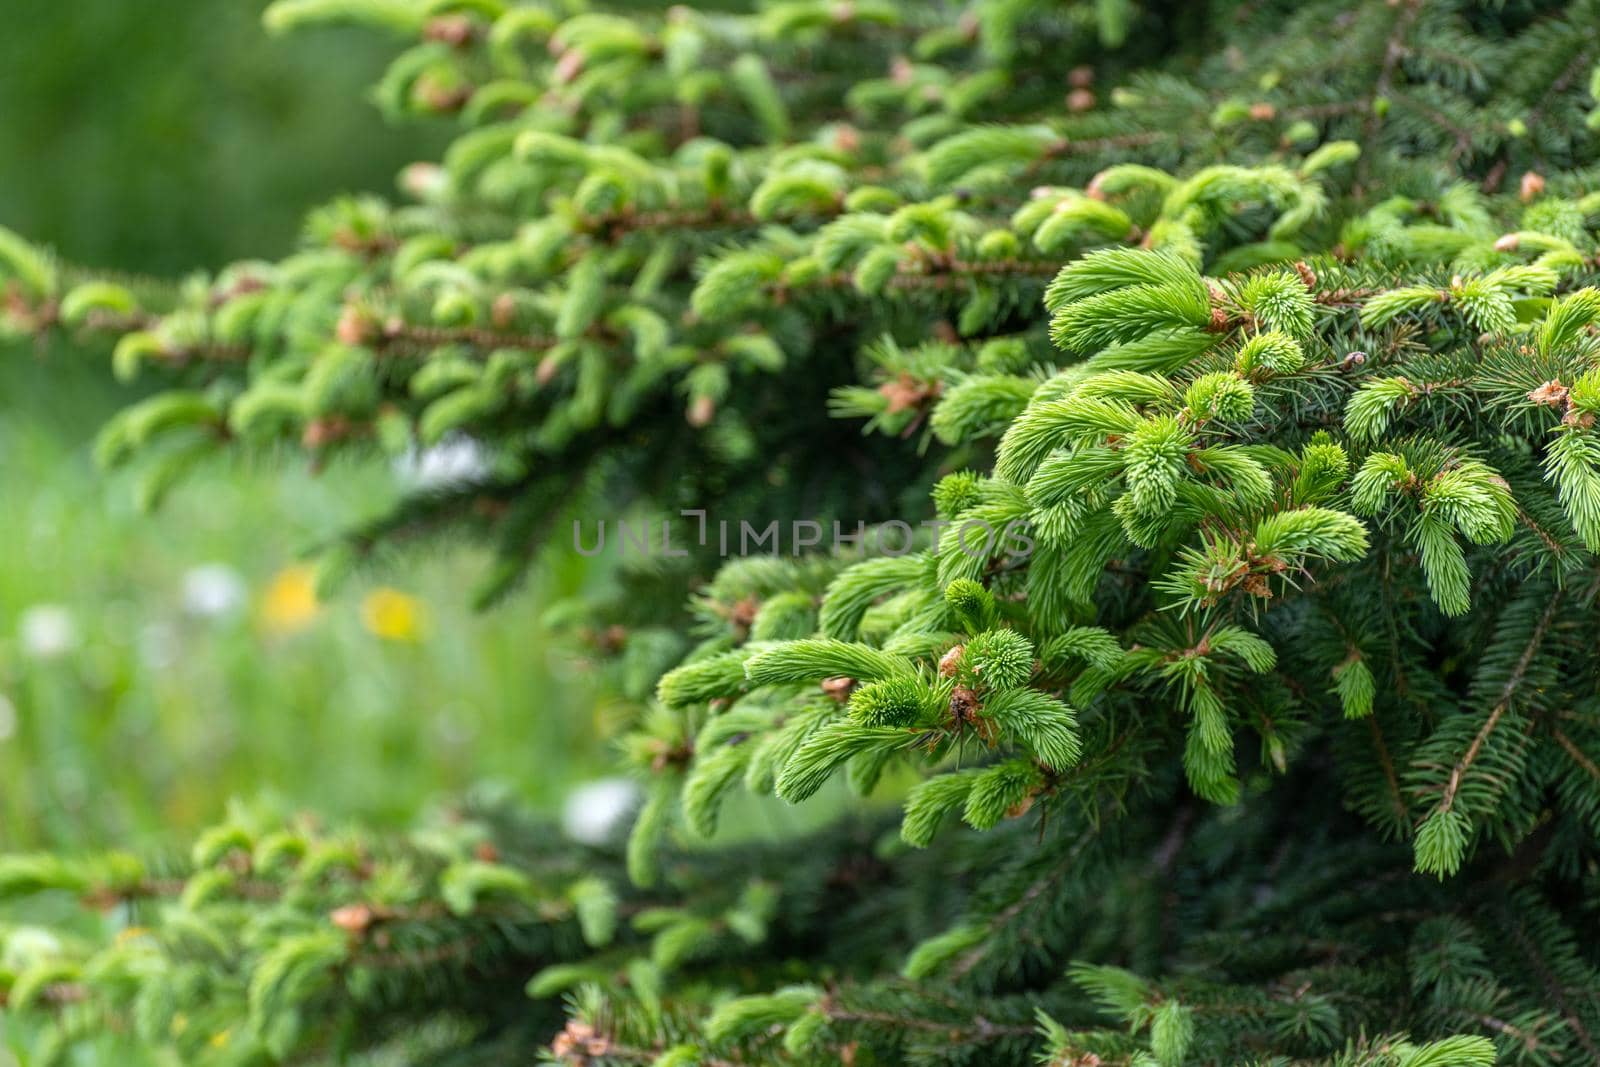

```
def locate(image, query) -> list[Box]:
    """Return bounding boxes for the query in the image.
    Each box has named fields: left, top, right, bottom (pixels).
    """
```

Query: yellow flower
left=260, top=564, right=320, bottom=634
left=209, top=1028, right=232, bottom=1049
left=360, top=588, right=427, bottom=643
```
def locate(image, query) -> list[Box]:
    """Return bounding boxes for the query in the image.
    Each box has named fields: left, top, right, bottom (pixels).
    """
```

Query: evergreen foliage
left=5, top=0, right=1600, bottom=1063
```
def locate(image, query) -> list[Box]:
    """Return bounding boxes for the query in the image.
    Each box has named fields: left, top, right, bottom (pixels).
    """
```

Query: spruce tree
left=4, top=1, right=1600, bottom=1064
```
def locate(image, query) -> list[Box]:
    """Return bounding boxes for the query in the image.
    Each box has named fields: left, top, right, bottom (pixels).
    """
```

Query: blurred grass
left=0, top=2, right=608, bottom=852
left=0, top=352, right=612, bottom=851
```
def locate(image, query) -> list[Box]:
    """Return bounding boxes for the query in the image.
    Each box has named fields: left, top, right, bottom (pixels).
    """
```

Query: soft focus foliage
left=0, top=0, right=435, bottom=272
left=0, top=355, right=608, bottom=851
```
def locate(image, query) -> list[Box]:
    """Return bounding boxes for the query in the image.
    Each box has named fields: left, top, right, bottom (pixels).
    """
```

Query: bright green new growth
left=5, top=0, right=1600, bottom=1065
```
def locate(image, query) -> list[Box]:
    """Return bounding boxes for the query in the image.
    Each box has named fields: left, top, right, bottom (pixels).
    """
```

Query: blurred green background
left=0, top=0, right=436, bottom=273
left=0, top=1, right=610, bottom=851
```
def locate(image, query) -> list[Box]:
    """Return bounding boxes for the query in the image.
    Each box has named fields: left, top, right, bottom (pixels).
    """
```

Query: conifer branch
left=1432, top=579, right=1575, bottom=818
left=7, top=1, right=1600, bottom=1062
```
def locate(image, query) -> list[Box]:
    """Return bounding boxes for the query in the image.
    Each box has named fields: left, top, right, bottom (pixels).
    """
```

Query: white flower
left=183, top=563, right=247, bottom=618
left=2, top=927, right=62, bottom=971
left=18, top=605, right=77, bottom=660
left=561, top=778, right=641, bottom=845
left=394, top=436, right=490, bottom=489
